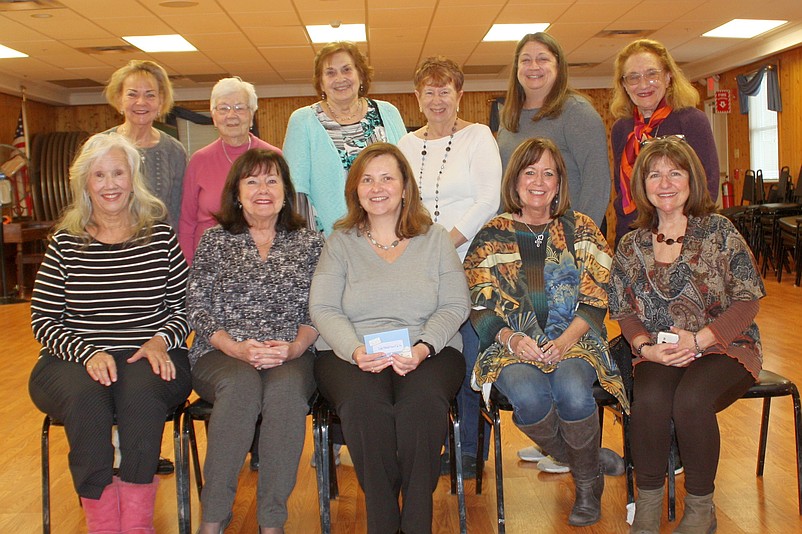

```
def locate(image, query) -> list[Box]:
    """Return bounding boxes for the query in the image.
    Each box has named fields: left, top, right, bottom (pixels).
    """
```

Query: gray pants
left=192, top=349, right=315, bottom=528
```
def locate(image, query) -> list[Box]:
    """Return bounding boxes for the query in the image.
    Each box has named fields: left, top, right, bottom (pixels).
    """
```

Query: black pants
left=631, top=354, right=754, bottom=495
left=315, top=348, right=464, bottom=534
left=29, top=349, right=191, bottom=499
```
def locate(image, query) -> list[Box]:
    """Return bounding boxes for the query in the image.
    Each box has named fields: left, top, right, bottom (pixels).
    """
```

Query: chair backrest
left=770, top=166, right=791, bottom=203
left=754, top=169, right=765, bottom=203
left=741, top=169, right=756, bottom=205
left=793, top=165, right=802, bottom=203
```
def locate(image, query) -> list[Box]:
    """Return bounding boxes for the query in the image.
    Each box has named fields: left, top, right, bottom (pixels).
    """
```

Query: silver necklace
left=519, top=217, right=549, bottom=247
left=366, top=229, right=400, bottom=250
left=326, top=97, right=363, bottom=123
left=419, top=119, right=457, bottom=222
left=221, top=136, right=252, bottom=164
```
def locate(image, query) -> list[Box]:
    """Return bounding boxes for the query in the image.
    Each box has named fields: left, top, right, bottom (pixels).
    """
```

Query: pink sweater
left=178, top=133, right=281, bottom=263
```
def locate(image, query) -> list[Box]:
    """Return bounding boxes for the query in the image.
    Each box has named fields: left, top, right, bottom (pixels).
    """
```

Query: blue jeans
left=495, top=358, right=597, bottom=425
left=455, top=321, right=490, bottom=459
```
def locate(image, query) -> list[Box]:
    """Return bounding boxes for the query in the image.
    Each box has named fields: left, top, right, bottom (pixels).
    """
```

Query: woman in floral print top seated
left=187, top=149, right=323, bottom=534
left=463, top=137, right=627, bottom=527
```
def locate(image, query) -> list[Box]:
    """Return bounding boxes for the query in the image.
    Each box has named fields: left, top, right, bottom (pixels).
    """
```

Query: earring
left=359, top=84, right=364, bottom=94
left=236, top=200, right=242, bottom=209
left=322, top=91, right=327, bottom=100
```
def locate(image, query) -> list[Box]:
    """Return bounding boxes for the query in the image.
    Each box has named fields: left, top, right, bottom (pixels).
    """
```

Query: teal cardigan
left=283, top=99, right=407, bottom=236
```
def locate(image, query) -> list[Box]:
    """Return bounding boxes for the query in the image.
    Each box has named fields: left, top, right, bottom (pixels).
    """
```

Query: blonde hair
left=56, top=133, right=166, bottom=244
left=334, top=143, right=431, bottom=238
left=104, top=60, right=175, bottom=119
left=610, top=39, right=700, bottom=119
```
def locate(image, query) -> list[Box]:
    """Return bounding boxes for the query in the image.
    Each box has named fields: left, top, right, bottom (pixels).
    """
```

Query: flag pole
left=20, top=85, right=30, bottom=159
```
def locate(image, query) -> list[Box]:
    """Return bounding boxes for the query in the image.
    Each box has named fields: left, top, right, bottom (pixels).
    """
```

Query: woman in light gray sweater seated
left=310, top=143, right=470, bottom=534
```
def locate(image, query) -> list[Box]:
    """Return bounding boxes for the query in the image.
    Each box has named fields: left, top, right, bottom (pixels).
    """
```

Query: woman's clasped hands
left=641, top=327, right=701, bottom=368
left=231, top=338, right=301, bottom=370
left=353, top=344, right=429, bottom=376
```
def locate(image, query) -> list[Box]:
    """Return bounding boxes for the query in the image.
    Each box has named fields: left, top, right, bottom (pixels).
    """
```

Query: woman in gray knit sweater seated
left=310, top=143, right=470, bottom=534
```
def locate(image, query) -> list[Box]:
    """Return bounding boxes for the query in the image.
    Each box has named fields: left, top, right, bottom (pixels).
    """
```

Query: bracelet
left=506, top=331, right=526, bottom=353
left=692, top=332, right=702, bottom=355
left=635, top=341, right=654, bottom=356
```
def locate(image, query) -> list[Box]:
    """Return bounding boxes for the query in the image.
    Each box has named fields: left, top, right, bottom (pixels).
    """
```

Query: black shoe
left=157, top=457, right=175, bottom=475
left=439, top=452, right=478, bottom=479
left=249, top=453, right=259, bottom=472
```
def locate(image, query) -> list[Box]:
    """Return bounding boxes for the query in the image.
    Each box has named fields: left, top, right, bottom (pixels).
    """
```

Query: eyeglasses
left=639, top=134, right=686, bottom=148
left=621, top=69, right=663, bottom=87
left=214, top=104, right=250, bottom=114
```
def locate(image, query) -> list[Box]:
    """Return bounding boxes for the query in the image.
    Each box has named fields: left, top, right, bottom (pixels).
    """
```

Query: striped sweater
left=31, top=223, right=190, bottom=364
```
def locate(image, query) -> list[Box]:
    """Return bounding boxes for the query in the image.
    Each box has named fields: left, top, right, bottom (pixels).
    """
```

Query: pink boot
left=80, top=480, right=121, bottom=534
left=117, top=476, right=159, bottom=533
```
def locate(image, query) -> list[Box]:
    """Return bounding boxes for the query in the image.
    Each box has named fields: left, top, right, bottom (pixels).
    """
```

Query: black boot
left=515, top=406, right=569, bottom=464
left=561, top=410, right=604, bottom=527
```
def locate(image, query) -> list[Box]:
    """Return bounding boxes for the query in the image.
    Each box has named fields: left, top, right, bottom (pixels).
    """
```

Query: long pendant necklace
left=519, top=217, right=549, bottom=247
left=221, top=136, right=252, bottom=164
left=366, top=228, right=401, bottom=250
left=326, top=97, right=363, bottom=123
left=419, top=119, right=457, bottom=222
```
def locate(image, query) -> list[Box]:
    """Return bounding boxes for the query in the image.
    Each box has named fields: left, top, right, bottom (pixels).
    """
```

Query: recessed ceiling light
left=0, top=44, right=28, bottom=59
left=122, top=34, right=196, bottom=52
left=703, top=19, right=787, bottom=39
left=306, top=24, right=366, bottom=43
left=483, top=23, right=550, bottom=42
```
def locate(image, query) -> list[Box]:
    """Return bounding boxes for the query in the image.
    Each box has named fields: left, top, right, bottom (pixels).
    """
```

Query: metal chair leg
left=449, top=401, right=467, bottom=534
left=173, top=408, right=189, bottom=534
left=756, top=398, right=772, bottom=476
left=492, top=403, right=506, bottom=534
left=42, top=416, right=51, bottom=534
left=313, top=400, right=331, bottom=534
left=791, top=385, right=802, bottom=515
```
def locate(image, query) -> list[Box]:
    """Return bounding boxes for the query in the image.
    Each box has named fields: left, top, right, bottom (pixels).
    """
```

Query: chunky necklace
left=652, top=227, right=685, bottom=245
left=418, top=119, right=457, bottom=222
left=366, top=228, right=401, bottom=250
left=326, top=97, right=363, bottom=123
left=519, top=218, right=550, bottom=247
left=221, top=136, right=252, bottom=164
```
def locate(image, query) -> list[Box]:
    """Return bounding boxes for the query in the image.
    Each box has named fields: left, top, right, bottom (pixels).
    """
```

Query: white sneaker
left=311, top=443, right=342, bottom=468
left=536, top=456, right=571, bottom=473
left=517, top=445, right=547, bottom=462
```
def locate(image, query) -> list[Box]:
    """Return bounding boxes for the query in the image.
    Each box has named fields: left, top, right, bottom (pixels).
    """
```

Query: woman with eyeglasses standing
left=179, top=77, right=281, bottom=263
left=611, top=39, right=719, bottom=246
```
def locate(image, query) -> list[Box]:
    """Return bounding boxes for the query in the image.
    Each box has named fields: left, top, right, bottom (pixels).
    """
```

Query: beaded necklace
left=418, top=119, right=457, bottom=222
left=366, top=229, right=401, bottom=250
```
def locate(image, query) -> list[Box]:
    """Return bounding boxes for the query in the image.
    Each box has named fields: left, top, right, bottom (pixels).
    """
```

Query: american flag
left=8, top=111, right=31, bottom=217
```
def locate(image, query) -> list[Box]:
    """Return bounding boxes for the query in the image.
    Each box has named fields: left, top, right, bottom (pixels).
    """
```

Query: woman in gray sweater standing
left=310, top=143, right=470, bottom=534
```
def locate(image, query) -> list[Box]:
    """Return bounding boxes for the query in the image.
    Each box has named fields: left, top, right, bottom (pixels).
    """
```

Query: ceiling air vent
left=568, top=62, right=599, bottom=69
left=76, top=45, right=138, bottom=55
left=596, top=29, right=653, bottom=38
left=47, top=79, right=104, bottom=88
left=463, top=65, right=505, bottom=75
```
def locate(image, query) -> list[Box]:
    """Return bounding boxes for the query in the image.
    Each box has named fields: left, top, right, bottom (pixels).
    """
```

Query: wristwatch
left=414, top=340, right=436, bottom=358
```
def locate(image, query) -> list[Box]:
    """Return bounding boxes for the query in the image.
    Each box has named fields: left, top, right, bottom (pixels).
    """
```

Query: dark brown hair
left=313, top=42, right=373, bottom=98
left=501, top=137, right=571, bottom=218
left=630, top=136, right=716, bottom=229
left=334, top=143, right=431, bottom=238
left=500, top=33, right=580, bottom=132
left=215, top=149, right=305, bottom=234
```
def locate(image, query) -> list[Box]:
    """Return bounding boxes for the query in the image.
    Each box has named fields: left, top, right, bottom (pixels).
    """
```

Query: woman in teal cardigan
left=283, top=41, right=406, bottom=236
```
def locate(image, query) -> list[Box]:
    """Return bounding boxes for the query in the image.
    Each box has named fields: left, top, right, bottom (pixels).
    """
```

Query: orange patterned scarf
left=619, top=101, right=673, bottom=214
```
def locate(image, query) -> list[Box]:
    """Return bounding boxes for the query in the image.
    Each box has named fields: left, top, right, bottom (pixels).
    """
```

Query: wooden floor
left=1, top=275, right=801, bottom=534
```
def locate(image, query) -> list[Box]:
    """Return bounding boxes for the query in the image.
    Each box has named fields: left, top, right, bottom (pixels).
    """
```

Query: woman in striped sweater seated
left=28, top=132, right=191, bottom=534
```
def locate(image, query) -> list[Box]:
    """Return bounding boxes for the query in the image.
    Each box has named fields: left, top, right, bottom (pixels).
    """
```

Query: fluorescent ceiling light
left=122, top=34, right=196, bottom=52
left=703, top=19, right=787, bottom=39
left=307, top=24, right=366, bottom=43
left=483, top=23, right=550, bottom=42
left=0, top=44, right=28, bottom=59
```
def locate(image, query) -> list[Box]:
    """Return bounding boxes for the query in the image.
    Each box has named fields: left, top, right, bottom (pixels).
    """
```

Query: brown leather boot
left=673, top=492, right=717, bottom=534
left=515, top=405, right=569, bottom=463
left=561, top=410, right=603, bottom=527
left=630, top=486, right=664, bottom=533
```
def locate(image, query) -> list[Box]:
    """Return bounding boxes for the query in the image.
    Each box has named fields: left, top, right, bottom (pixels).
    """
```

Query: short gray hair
left=210, top=76, right=258, bottom=112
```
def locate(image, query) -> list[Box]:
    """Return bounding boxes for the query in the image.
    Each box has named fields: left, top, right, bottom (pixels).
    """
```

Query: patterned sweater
left=187, top=225, right=324, bottom=366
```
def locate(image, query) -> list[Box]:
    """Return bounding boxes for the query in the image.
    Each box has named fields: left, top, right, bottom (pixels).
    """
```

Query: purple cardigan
left=611, top=106, right=719, bottom=245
